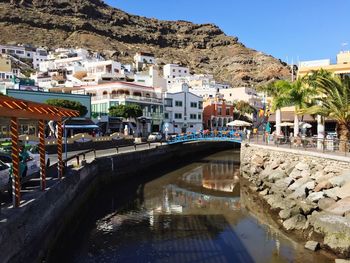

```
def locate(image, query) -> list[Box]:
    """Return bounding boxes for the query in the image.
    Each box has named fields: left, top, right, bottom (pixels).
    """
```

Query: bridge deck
left=167, top=131, right=243, bottom=144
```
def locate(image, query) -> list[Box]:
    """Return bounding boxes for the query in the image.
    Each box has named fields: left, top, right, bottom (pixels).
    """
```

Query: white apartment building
left=163, top=64, right=190, bottom=87
left=0, top=44, right=48, bottom=69
left=220, top=87, right=263, bottom=109
left=32, top=48, right=48, bottom=69
left=168, top=74, right=231, bottom=98
left=163, top=83, right=203, bottom=134
left=83, top=60, right=122, bottom=82
left=134, top=52, right=156, bottom=71
left=134, top=65, right=167, bottom=91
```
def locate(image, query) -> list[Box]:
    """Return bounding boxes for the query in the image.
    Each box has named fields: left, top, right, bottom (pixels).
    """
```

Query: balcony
left=91, top=94, right=162, bottom=104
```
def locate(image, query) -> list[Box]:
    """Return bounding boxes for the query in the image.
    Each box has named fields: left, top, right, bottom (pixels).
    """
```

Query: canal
left=50, top=149, right=333, bottom=263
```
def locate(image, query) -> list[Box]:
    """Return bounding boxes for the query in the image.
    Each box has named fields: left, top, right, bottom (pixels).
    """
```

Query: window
left=164, top=98, right=173, bottom=107
left=174, top=125, right=178, bottom=128
left=218, top=108, right=222, bottom=115
left=16, top=50, right=24, bottom=54
left=168, top=81, right=171, bottom=83
left=179, top=70, right=181, bottom=73
left=175, top=101, right=182, bottom=107
left=190, top=114, right=196, bottom=119
left=198, top=114, right=201, bottom=120
left=184, top=70, right=187, bottom=73
left=190, top=102, right=197, bottom=108
left=226, top=108, right=230, bottom=115
left=173, top=75, right=175, bottom=78
left=164, top=113, right=169, bottom=119
left=173, top=69, right=175, bottom=72
left=198, top=101, right=203, bottom=109
left=175, top=113, right=182, bottom=119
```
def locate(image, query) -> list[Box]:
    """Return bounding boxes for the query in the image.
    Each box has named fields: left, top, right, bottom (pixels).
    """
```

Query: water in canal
left=53, top=150, right=333, bottom=263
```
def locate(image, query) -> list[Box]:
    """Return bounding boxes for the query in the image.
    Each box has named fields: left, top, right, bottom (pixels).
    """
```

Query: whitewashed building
left=163, top=83, right=203, bottom=134
left=163, top=64, right=190, bottom=87
left=134, top=52, right=156, bottom=71
left=134, top=65, right=167, bottom=90
left=220, top=87, right=263, bottom=109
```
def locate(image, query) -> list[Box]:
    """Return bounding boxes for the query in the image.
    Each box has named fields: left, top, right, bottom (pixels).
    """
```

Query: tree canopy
left=109, top=104, right=143, bottom=119
left=45, top=99, right=88, bottom=117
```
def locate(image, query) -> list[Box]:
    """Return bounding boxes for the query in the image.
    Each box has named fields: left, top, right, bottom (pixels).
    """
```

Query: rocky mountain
left=0, top=0, right=292, bottom=86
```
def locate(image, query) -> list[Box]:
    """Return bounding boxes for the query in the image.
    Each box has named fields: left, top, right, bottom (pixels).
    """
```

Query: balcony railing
left=91, top=94, right=162, bottom=104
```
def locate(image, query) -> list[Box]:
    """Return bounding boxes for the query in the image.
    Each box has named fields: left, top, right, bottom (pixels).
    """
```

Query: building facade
left=75, top=81, right=164, bottom=134
left=163, top=64, right=190, bottom=87
left=202, top=96, right=235, bottom=130
left=298, top=51, right=350, bottom=77
left=163, top=83, right=203, bottom=134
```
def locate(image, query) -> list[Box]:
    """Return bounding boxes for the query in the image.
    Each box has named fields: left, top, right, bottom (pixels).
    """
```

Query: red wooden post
left=10, top=117, right=20, bottom=207
left=38, top=120, right=46, bottom=190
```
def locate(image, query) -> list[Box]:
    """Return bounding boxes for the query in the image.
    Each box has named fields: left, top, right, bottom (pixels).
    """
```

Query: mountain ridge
left=0, top=0, right=291, bottom=86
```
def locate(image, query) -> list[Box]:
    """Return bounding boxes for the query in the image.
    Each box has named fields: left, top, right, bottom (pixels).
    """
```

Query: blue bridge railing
left=167, top=130, right=243, bottom=144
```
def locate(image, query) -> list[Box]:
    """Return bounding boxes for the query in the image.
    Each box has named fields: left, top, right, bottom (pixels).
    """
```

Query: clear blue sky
left=105, top=0, right=350, bottom=64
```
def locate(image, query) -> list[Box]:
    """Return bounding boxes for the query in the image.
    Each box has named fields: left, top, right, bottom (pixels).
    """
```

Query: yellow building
left=298, top=51, right=350, bottom=77
left=0, top=55, right=11, bottom=72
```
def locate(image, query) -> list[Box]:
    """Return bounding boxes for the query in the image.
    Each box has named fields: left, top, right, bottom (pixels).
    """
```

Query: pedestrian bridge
left=167, top=131, right=243, bottom=144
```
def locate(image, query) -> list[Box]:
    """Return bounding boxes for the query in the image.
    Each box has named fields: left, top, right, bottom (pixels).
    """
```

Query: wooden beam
left=0, top=107, right=62, bottom=121
left=38, top=120, right=46, bottom=190
left=10, top=117, right=20, bottom=207
left=57, top=120, right=63, bottom=179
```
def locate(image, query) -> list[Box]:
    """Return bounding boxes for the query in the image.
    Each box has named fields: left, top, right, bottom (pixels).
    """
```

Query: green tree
left=258, top=79, right=316, bottom=135
left=45, top=99, right=88, bottom=117
left=299, top=73, right=350, bottom=151
left=109, top=104, right=143, bottom=119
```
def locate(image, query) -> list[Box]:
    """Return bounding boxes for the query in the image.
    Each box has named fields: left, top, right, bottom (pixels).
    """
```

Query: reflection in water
left=61, top=150, right=332, bottom=263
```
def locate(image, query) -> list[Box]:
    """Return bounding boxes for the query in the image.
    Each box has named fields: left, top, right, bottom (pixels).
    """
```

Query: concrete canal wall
left=241, top=143, right=350, bottom=257
left=0, top=141, right=237, bottom=263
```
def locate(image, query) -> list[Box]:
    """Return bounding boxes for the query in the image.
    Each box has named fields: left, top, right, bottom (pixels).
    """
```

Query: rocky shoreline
left=240, top=144, right=350, bottom=259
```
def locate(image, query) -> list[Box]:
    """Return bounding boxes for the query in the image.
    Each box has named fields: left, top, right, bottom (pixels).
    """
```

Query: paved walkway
left=0, top=142, right=161, bottom=218
left=247, top=136, right=350, bottom=162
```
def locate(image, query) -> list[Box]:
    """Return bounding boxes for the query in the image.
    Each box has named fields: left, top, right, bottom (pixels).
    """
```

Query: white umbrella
left=226, top=120, right=252, bottom=127
left=274, top=122, right=294, bottom=127
left=299, top=122, right=312, bottom=129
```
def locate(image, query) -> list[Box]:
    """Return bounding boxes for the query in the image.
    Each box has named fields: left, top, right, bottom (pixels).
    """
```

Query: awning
left=64, top=125, right=99, bottom=129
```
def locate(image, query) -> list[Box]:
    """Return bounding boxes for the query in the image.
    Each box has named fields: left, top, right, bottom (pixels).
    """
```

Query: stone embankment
left=241, top=143, right=350, bottom=258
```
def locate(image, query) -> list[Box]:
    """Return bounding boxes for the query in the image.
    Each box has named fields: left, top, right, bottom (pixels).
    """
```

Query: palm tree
left=299, top=74, right=350, bottom=151
left=259, top=79, right=316, bottom=135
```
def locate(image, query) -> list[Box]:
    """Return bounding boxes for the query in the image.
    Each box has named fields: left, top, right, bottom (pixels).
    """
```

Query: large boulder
left=307, top=192, right=324, bottom=203
left=311, top=170, right=325, bottom=181
left=314, top=180, right=333, bottom=192
left=325, top=197, right=350, bottom=216
left=329, top=171, right=350, bottom=187
left=289, top=168, right=302, bottom=179
left=324, top=187, right=340, bottom=200
left=288, top=176, right=311, bottom=191
left=295, top=162, right=310, bottom=171
left=279, top=207, right=300, bottom=220
left=305, top=241, right=319, bottom=251
left=267, top=170, right=286, bottom=182
left=310, top=212, right=350, bottom=256
left=335, top=182, right=350, bottom=199
left=251, top=155, right=264, bottom=167
left=318, top=198, right=336, bottom=210
left=283, top=214, right=306, bottom=230
left=267, top=194, right=296, bottom=210
left=274, top=177, right=294, bottom=189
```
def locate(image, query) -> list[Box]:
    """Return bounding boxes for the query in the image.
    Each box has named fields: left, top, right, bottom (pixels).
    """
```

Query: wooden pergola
left=0, top=95, right=79, bottom=207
